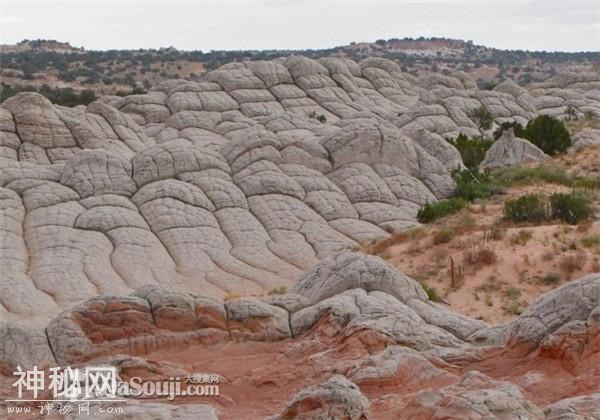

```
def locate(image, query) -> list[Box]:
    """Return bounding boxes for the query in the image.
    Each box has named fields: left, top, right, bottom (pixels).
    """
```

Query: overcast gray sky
left=1, top=0, right=599, bottom=52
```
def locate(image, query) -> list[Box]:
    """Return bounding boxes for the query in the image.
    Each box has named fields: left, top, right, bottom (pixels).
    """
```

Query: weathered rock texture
left=2, top=60, right=599, bottom=324
left=481, top=128, right=548, bottom=169
left=278, top=375, right=370, bottom=420
left=1, top=254, right=599, bottom=418
left=1, top=58, right=600, bottom=418
left=569, top=127, right=600, bottom=153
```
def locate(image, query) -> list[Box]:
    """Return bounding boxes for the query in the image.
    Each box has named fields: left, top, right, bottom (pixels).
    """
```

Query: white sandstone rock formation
left=481, top=128, right=548, bottom=169
left=1, top=56, right=599, bottom=332
left=568, top=127, right=600, bottom=153
left=1, top=253, right=598, bottom=418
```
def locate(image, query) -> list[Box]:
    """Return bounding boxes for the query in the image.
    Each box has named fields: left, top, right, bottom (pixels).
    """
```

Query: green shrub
left=468, top=105, right=494, bottom=132
left=493, top=121, right=526, bottom=139
left=433, top=228, right=455, bottom=245
left=524, top=115, right=571, bottom=156
left=504, top=194, right=548, bottom=223
left=453, top=168, right=496, bottom=201
left=417, top=198, right=467, bottom=223
left=446, top=134, right=494, bottom=169
left=504, top=192, right=592, bottom=225
left=417, top=168, right=496, bottom=223
left=493, top=116, right=571, bottom=155
left=549, top=192, right=592, bottom=225
left=422, top=284, right=441, bottom=302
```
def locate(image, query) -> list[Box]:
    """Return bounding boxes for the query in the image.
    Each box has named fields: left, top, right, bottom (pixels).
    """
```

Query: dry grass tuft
left=464, top=247, right=497, bottom=266
left=558, top=251, right=587, bottom=273
left=510, top=229, right=533, bottom=246
left=366, top=226, right=426, bottom=255
left=433, top=228, right=455, bottom=245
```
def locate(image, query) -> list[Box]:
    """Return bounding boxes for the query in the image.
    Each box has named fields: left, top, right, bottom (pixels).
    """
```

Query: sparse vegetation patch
left=433, top=228, right=455, bottom=245
left=503, top=192, right=592, bottom=225
left=417, top=198, right=467, bottom=223
left=550, top=192, right=593, bottom=225
left=504, top=194, right=547, bottom=224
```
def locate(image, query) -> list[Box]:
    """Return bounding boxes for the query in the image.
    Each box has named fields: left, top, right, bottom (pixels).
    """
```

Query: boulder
left=481, top=128, right=548, bottom=169
left=278, top=375, right=369, bottom=420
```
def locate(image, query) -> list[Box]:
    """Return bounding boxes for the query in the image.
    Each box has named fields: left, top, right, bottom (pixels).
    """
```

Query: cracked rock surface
left=3, top=61, right=600, bottom=322
left=1, top=58, right=600, bottom=418
left=1, top=254, right=598, bottom=418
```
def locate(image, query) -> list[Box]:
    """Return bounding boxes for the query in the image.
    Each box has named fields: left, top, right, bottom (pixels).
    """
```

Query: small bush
left=510, top=229, right=534, bottom=245
left=468, top=105, right=494, bottom=132
left=504, top=194, right=548, bottom=223
left=452, top=214, right=476, bottom=234
left=433, top=228, right=455, bottom=245
left=408, top=226, right=427, bottom=240
left=493, top=121, right=526, bottom=140
left=477, top=248, right=497, bottom=265
left=453, top=169, right=496, bottom=201
left=542, top=271, right=561, bottom=285
left=524, top=115, right=571, bottom=156
left=464, top=247, right=497, bottom=266
left=422, top=284, right=441, bottom=302
left=446, top=134, right=494, bottom=169
left=417, top=198, right=467, bottom=223
left=549, top=192, right=592, bottom=225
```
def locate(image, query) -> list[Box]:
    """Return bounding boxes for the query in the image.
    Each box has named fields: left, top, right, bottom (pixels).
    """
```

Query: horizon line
left=2, top=37, right=599, bottom=55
